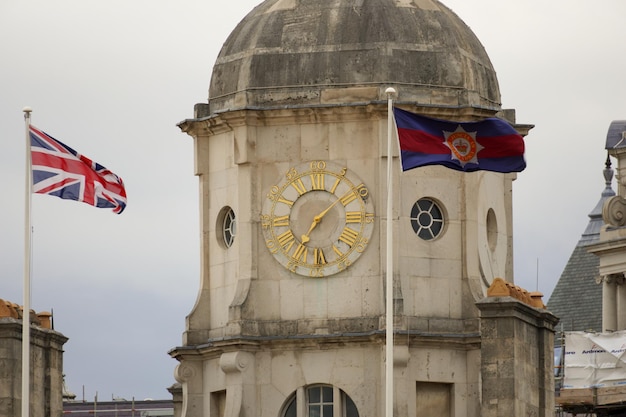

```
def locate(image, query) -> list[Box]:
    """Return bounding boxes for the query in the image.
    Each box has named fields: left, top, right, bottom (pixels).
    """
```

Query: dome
left=207, top=0, right=501, bottom=114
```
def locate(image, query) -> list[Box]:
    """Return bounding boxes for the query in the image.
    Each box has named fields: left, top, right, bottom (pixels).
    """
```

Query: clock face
left=261, top=161, right=374, bottom=277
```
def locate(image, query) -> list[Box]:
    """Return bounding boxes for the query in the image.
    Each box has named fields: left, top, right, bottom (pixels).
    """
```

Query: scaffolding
left=555, top=330, right=626, bottom=417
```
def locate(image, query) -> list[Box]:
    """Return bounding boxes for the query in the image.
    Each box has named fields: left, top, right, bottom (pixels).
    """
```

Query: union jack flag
left=29, top=125, right=127, bottom=214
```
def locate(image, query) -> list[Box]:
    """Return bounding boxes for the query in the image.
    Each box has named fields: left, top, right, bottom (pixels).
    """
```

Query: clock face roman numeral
left=345, top=211, right=362, bottom=223
left=314, top=248, right=326, bottom=265
left=310, top=173, right=325, bottom=190
left=288, top=173, right=328, bottom=195
left=338, top=183, right=367, bottom=206
left=292, top=243, right=307, bottom=263
left=329, top=177, right=341, bottom=194
left=338, top=227, right=359, bottom=247
left=272, top=215, right=290, bottom=227
left=290, top=178, right=307, bottom=195
left=277, top=197, right=294, bottom=207
left=277, top=230, right=295, bottom=252
left=340, top=191, right=357, bottom=206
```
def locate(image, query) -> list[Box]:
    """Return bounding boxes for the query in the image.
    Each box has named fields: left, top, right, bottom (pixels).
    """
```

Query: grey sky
left=1, top=0, right=624, bottom=402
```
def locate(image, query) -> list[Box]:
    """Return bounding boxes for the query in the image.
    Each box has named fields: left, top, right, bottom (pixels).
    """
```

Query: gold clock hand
left=301, top=217, right=320, bottom=244
left=301, top=189, right=354, bottom=243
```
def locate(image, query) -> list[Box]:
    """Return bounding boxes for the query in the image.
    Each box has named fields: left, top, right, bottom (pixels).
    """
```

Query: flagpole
left=22, top=106, right=33, bottom=417
left=384, top=87, right=397, bottom=417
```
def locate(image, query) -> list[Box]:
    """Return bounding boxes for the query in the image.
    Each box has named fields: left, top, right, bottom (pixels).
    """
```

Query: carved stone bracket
left=603, top=196, right=626, bottom=227
left=219, top=351, right=253, bottom=374
left=174, top=363, right=198, bottom=384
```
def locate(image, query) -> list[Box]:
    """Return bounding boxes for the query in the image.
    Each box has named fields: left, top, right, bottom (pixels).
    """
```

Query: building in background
left=547, top=122, right=626, bottom=416
left=62, top=398, right=174, bottom=417
left=548, top=158, right=615, bottom=333
left=169, top=1, right=557, bottom=416
left=590, top=120, right=626, bottom=333
left=0, top=298, right=67, bottom=416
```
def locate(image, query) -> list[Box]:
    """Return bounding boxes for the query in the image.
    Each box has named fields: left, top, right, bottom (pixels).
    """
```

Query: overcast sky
left=1, top=0, right=625, bottom=402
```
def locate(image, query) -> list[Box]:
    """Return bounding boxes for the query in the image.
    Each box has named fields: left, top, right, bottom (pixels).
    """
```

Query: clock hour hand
left=301, top=217, right=320, bottom=244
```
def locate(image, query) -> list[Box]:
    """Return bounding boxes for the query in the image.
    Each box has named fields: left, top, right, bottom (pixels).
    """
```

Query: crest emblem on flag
left=443, top=126, right=484, bottom=167
left=393, top=107, right=526, bottom=173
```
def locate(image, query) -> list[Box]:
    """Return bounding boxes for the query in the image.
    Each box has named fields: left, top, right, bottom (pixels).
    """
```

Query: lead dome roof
left=207, top=0, right=501, bottom=115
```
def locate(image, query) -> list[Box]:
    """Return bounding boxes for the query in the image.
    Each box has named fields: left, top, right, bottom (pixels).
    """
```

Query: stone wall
left=0, top=299, right=68, bottom=417
left=477, top=296, right=558, bottom=417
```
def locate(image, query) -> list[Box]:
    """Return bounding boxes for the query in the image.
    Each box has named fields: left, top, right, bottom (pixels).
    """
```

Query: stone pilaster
left=476, top=296, right=558, bottom=417
left=0, top=317, right=68, bottom=417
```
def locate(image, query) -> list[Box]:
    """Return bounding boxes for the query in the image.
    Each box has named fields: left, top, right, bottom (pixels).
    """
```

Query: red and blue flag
left=29, top=125, right=127, bottom=214
left=393, top=107, right=526, bottom=173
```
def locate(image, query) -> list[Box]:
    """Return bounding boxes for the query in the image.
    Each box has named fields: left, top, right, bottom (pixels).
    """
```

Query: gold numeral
left=340, top=184, right=368, bottom=206
left=277, top=197, right=294, bottom=207
left=272, top=215, right=290, bottom=227
left=339, top=227, right=359, bottom=247
left=332, top=244, right=344, bottom=257
left=340, top=191, right=357, bottom=206
left=314, top=248, right=326, bottom=265
left=261, top=215, right=271, bottom=229
left=277, top=230, right=295, bottom=252
left=330, top=177, right=341, bottom=194
left=290, top=178, right=307, bottom=195
left=309, top=268, right=324, bottom=278
left=345, top=212, right=362, bottom=223
left=310, top=173, right=325, bottom=190
left=356, top=183, right=368, bottom=198
left=292, top=243, right=307, bottom=263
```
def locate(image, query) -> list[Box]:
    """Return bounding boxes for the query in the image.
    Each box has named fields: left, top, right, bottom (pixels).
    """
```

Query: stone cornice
left=0, top=317, right=68, bottom=347
left=476, top=296, right=559, bottom=330
left=177, top=102, right=526, bottom=138
left=169, top=328, right=481, bottom=362
left=587, top=234, right=626, bottom=256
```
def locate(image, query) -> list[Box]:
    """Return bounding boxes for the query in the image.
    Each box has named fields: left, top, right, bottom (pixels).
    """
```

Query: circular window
left=217, top=207, right=236, bottom=248
left=410, top=198, right=444, bottom=240
left=486, top=208, right=498, bottom=252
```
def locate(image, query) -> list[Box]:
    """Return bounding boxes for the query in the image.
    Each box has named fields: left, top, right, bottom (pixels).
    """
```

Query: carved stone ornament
left=597, top=273, right=626, bottom=285
left=603, top=196, right=626, bottom=227
left=219, top=351, right=252, bottom=374
left=174, top=364, right=197, bottom=383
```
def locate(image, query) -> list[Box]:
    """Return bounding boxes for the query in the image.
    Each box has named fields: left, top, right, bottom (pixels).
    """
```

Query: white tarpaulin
left=564, top=331, right=626, bottom=388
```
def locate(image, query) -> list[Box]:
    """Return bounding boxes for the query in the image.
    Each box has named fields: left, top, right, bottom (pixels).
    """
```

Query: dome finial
left=603, top=152, right=615, bottom=196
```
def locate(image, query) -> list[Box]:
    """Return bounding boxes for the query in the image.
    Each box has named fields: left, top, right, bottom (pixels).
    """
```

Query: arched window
left=282, top=385, right=359, bottom=417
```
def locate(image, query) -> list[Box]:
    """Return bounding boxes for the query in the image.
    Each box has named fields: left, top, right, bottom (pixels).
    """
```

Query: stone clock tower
left=169, top=1, right=540, bottom=417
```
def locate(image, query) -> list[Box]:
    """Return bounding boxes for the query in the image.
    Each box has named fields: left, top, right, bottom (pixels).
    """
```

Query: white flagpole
left=384, top=87, right=397, bottom=417
left=22, top=106, right=33, bottom=417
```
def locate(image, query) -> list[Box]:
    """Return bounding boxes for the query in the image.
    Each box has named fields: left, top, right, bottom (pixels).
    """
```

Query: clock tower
left=169, top=1, right=535, bottom=416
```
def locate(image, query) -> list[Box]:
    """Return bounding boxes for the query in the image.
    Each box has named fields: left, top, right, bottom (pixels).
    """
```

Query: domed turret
left=207, top=0, right=501, bottom=114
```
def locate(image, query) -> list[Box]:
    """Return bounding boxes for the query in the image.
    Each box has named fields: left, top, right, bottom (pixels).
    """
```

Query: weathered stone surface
left=0, top=316, right=67, bottom=417
left=477, top=297, right=558, bottom=417
left=208, top=0, right=501, bottom=113
left=170, top=1, right=543, bottom=416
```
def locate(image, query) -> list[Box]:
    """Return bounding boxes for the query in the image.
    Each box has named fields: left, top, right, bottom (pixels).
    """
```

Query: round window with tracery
left=410, top=198, right=444, bottom=241
left=217, top=206, right=236, bottom=248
